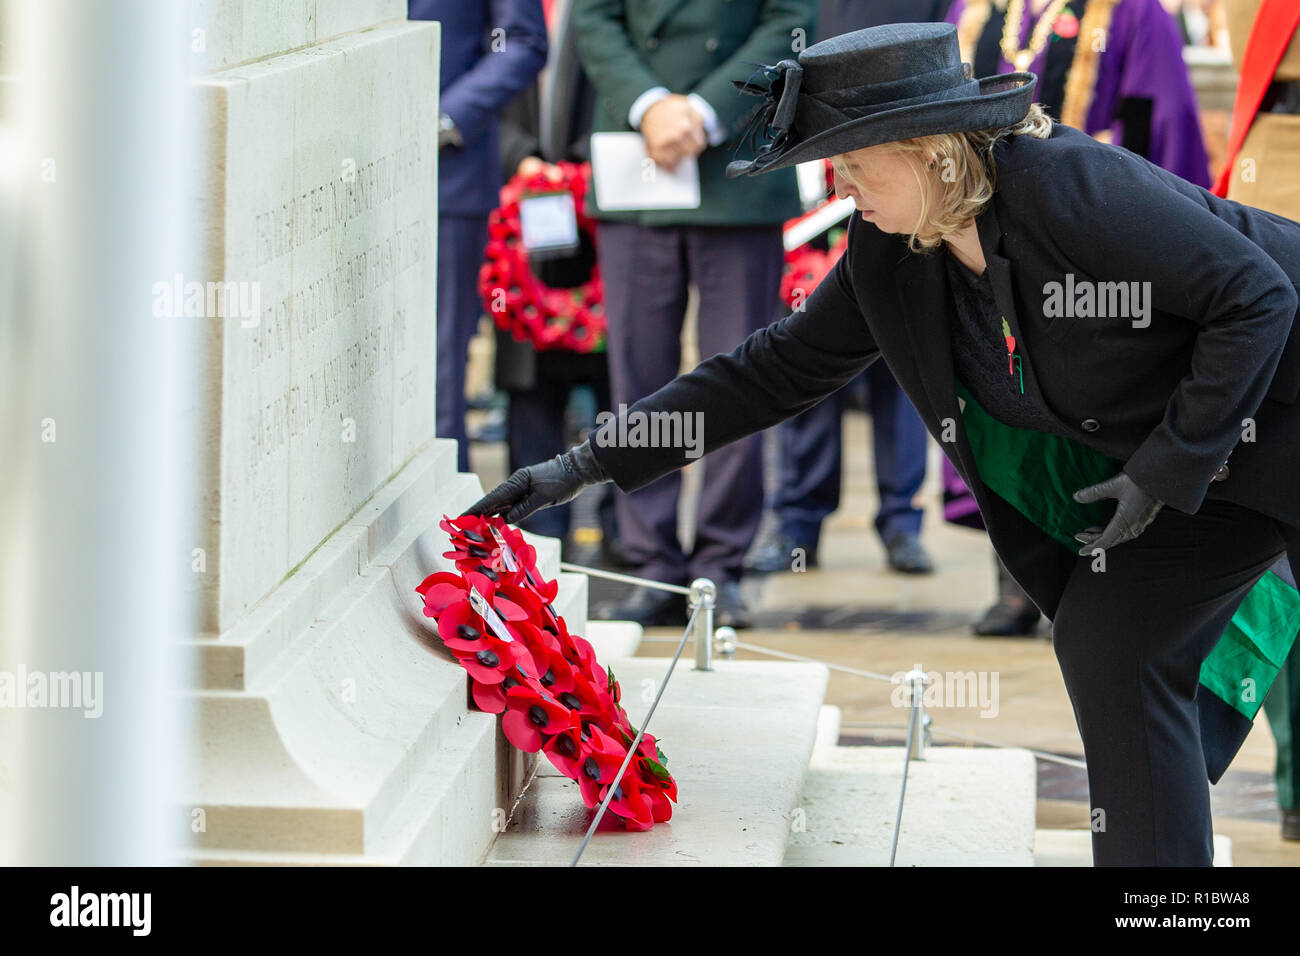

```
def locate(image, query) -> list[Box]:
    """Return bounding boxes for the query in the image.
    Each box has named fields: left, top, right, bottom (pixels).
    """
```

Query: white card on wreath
left=519, top=192, right=579, bottom=254
left=590, top=131, right=701, bottom=211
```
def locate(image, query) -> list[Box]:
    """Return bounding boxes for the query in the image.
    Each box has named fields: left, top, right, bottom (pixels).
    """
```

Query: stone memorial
left=180, top=1, right=577, bottom=865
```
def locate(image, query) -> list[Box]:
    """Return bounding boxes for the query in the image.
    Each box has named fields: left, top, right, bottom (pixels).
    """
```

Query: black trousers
left=506, top=373, right=612, bottom=541
left=1048, top=496, right=1300, bottom=865
left=596, top=221, right=785, bottom=585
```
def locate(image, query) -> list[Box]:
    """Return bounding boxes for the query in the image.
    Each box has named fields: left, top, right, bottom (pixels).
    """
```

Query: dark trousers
left=773, top=361, right=928, bottom=549
left=436, top=214, right=489, bottom=473
left=1048, top=498, right=1300, bottom=865
left=597, top=220, right=785, bottom=585
left=506, top=374, right=612, bottom=541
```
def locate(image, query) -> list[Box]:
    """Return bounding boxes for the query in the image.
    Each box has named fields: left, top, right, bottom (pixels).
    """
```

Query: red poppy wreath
left=477, top=161, right=607, bottom=354
left=780, top=159, right=849, bottom=310
left=780, top=229, right=848, bottom=310
left=416, top=514, right=676, bottom=830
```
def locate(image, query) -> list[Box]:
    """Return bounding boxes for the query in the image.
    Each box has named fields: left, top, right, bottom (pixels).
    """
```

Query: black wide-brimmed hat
left=726, top=22, right=1037, bottom=177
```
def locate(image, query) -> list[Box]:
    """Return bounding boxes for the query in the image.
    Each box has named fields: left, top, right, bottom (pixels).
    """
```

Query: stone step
left=484, top=659, right=829, bottom=866
left=584, top=621, right=643, bottom=660
left=1032, top=829, right=1235, bottom=867
left=784, top=706, right=1037, bottom=866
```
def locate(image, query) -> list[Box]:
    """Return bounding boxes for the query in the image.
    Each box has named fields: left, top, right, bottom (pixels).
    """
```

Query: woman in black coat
left=468, top=22, right=1300, bottom=866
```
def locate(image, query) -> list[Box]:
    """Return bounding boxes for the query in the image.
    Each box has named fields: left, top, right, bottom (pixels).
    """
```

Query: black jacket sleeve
left=1037, top=142, right=1299, bottom=514
left=589, top=220, right=881, bottom=491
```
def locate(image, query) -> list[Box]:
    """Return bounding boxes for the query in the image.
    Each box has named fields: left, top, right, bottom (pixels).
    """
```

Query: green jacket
left=572, top=0, right=814, bottom=226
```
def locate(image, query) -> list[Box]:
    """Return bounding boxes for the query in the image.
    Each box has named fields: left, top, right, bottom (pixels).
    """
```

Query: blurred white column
left=1, top=0, right=197, bottom=865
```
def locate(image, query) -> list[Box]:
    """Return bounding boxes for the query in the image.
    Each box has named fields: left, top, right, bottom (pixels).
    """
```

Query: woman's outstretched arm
left=467, top=220, right=881, bottom=520
left=589, top=230, right=880, bottom=491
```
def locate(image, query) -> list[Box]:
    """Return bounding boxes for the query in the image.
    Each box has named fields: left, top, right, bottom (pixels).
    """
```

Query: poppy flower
left=645, top=786, right=674, bottom=824
left=434, top=600, right=481, bottom=646
left=417, top=560, right=530, bottom=629
left=638, top=754, right=678, bottom=804
left=575, top=725, right=631, bottom=807
left=560, top=671, right=619, bottom=726
left=541, top=715, right=587, bottom=778
left=440, top=602, right=537, bottom=683
left=502, top=682, right=572, bottom=752
left=517, top=565, right=557, bottom=604
left=416, top=571, right=472, bottom=616
left=599, top=767, right=656, bottom=831
left=440, top=516, right=503, bottom=570
left=456, top=637, right=535, bottom=686
left=529, top=641, right=577, bottom=695
left=471, top=677, right=508, bottom=714
left=1053, top=11, right=1079, bottom=39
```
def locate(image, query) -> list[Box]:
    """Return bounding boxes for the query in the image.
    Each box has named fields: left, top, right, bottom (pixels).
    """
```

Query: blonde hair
left=875, top=101, right=1054, bottom=253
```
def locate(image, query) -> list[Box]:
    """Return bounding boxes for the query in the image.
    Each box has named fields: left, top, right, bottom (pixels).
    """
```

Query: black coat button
left=1213, top=462, right=1230, bottom=481
left=1081, top=418, right=1100, bottom=433
left=646, top=36, right=659, bottom=50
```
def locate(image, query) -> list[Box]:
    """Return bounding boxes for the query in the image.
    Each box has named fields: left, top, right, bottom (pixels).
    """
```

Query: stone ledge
left=585, top=621, right=643, bottom=660
left=784, top=745, right=1037, bottom=866
left=485, top=660, right=829, bottom=867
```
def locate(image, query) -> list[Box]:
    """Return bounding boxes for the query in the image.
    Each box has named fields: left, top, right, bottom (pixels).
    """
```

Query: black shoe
left=713, top=579, right=752, bottom=630
left=883, top=532, right=934, bottom=575
left=593, top=587, right=687, bottom=627
left=973, top=598, right=1041, bottom=636
left=1283, top=810, right=1300, bottom=842
left=745, top=533, right=818, bottom=574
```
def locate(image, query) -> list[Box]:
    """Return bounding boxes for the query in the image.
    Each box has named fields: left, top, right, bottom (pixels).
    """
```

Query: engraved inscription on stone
left=200, top=23, right=439, bottom=631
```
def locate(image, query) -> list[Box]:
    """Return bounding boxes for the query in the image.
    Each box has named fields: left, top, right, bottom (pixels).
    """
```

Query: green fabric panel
left=954, top=380, right=1300, bottom=720
left=1201, top=571, right=1300, bottom=721
left=955, top=381, right=1124, bottom=550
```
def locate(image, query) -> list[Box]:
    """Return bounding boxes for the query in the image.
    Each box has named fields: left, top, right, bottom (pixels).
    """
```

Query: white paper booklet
left=590, top=131, right=701, bottom=211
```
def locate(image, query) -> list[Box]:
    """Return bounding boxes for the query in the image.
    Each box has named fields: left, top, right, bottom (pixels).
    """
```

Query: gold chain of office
left=1001, top=0, right=1074, bottom=72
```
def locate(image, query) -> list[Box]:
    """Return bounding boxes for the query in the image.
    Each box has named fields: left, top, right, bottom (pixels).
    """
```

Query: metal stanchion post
left=689, top=578, right=715, bottom=672
left=714, top=626, right=738, bottom=659
left=902, top=666, right=931, bottom=760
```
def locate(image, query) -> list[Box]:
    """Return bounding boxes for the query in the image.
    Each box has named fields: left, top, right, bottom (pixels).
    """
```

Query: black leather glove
left=464, top=440, right=611, bottom=524
left=1071, top=471, right=1164, bottom=556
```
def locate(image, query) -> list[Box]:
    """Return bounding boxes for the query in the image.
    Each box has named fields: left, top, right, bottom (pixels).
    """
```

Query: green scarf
left=955, top=380, right=1300, bottom=719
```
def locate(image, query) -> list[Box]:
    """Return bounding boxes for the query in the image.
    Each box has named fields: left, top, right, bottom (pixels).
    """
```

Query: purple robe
left=946, top=0, right=1211, bottom=187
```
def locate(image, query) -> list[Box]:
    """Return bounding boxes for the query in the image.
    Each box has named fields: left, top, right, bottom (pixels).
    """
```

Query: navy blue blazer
left=409, top=0, right=548, bottom=216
